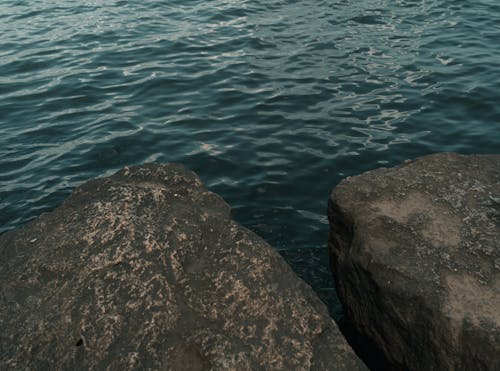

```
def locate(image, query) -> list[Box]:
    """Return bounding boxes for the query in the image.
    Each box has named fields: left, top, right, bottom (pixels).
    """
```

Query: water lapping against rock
left=1, top=0, right=500, bottom=313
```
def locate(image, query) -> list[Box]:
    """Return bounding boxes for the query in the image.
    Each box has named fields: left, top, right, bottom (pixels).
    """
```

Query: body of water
left=1, top=0, right=500, bottom=316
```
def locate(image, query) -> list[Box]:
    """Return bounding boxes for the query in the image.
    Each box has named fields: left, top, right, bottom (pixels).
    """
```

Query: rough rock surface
left=329, top=153, right=500, bottom=370
left=0, top=163, right=366, bottom=370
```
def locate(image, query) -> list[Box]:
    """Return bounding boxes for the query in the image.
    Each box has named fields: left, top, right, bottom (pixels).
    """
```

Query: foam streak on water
left=1, top=0, right=500, bottom=314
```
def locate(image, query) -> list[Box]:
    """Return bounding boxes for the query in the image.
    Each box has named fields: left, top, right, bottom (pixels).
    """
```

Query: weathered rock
left=0, top=163, right=366, bottom=370
left=329, top=153, right=500, bottom=370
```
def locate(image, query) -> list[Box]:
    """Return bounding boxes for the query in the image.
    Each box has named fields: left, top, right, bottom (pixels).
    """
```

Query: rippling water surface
left=2, top=0, right=500, bottom=315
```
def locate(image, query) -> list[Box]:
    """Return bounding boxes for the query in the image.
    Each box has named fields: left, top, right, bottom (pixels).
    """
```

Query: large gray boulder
left=0, top=163, right=366, bottom=370
left=329, top=153, right=500, bottom=370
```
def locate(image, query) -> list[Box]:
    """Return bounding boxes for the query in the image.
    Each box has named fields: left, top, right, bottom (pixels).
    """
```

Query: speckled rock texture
left=329, top=153, right=500, bottom=371
left=0, top=163, right=366, bottom=370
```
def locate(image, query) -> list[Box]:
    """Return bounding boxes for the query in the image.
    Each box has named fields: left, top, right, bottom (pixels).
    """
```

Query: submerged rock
left=0, top=163, right=366, bottom=370
left=329, top=153, right=500, bottom=370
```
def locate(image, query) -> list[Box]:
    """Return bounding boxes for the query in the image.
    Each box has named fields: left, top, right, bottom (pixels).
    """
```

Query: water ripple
left=2, top=0, right=500, bottom=315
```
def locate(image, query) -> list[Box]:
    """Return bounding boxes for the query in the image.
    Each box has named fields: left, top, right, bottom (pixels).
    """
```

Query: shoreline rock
left=329, top=153, right=500, bottom=370
left=0, top=163, right=366, bottom=370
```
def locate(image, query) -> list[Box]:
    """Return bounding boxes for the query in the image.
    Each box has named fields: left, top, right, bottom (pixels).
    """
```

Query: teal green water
left=1, top=0, right=500, bottom=315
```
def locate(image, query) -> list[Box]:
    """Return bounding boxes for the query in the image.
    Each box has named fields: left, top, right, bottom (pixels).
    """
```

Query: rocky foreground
left=0, top=164, right=366, bottom=370
left=329, top=153, right=500, bottom=370
left=2, top=153, right=499, bottom=370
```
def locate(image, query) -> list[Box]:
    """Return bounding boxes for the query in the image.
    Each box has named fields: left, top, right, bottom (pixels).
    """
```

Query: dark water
left=1, top=0, right=500, bottom=316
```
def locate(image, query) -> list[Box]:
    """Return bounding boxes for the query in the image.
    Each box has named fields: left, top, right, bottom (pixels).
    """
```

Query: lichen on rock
left=0, top=163, right=366, bottom=370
